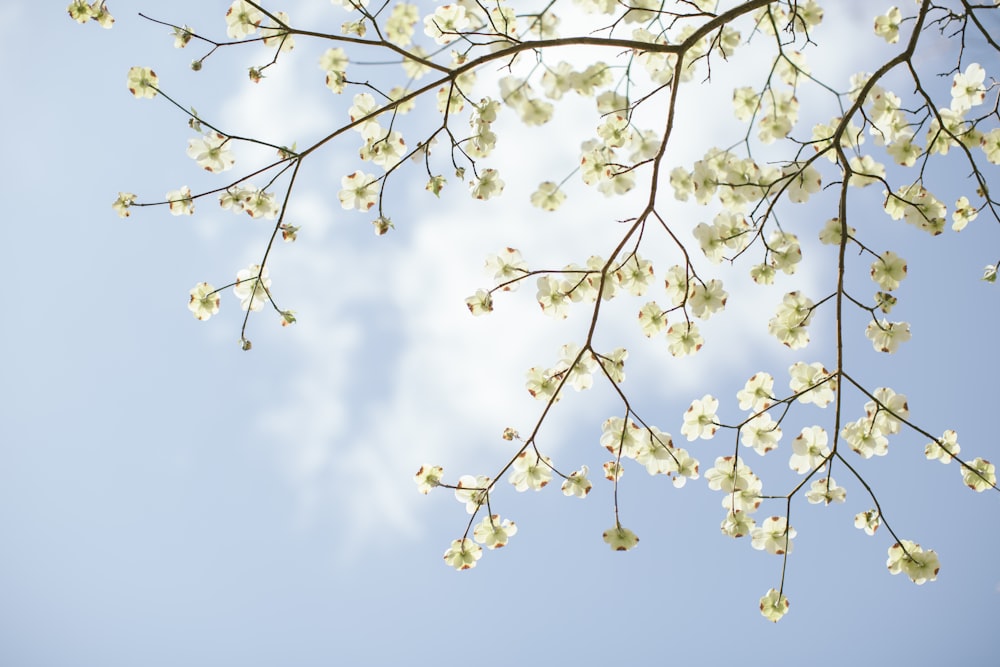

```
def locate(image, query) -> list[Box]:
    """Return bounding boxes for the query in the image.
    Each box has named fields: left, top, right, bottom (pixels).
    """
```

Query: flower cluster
left=886, top=540, right=940, bottom=585
left=67, top=0, right=113, bottom=27
left=600, top=417, right=699, bottom=487
left=85, top=0, right=1000, bottom=623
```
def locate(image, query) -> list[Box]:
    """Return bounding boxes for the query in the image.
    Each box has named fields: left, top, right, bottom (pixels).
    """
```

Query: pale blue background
left=2, top=2, right=998, bottom=665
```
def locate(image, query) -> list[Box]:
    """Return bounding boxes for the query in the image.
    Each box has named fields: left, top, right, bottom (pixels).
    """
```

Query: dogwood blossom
left=721, top=511, right=756, bottom=538
left=854, top=509, right=880, bottom=535
left=510, top=451, right=553, bottom=491
left=870, top=251, right=907, bottom=291
left=530, top=181, right=566, bottom=211
left=865, top=319, right=911, bottom=353
left=600, top=417, right=645, bottom=459
left=603, top=461, right=624, bottom=481
left=638, top=302, right=668, bottom=337
left=338, top=171, right=379, bottom=211
left=166, top=186, right=194, bottom=216
left=874, top=7, right=902, bottom=43
left=952, top=196, right=978, bottom=231
left=768, top=291, right=814, bottom=349
left=473, top=515, right=517, bottom=549
left=759, top=588, right=790, bottom=622
left=525, top=366, right=561, bottom=402
left=225, top=0, right=262, bottom=39
left=788, top=361, right=836, bottom=407
left=671, top=449, right=700, bottom=487
left=187, top=132, right=235, bottom=173
left=484, top=247, right=527, bottom=290
left=454, top=475, right=491, bottom=514
left=737, top=373, right=776, bottom=412
left=243, top=188, right=279, bottom=219
left=688, top=280, right=728, bottom=319
left=187, top=282, right=220, bottom=320
left=666, top=322, right=703, bottom=358
left=593, top=347, right=626, bottom=384
left=681, top=395, right=719, bottom=441
left=615, top=254, right=655, bottom=297
left=561, top=466, right=593, bottom=497
left=536, top=276, right=572, bottom=319
left=126, top=66, right=158, bottom=99
left=69, top=0, right=114, bottom=27
left=319, top=48, right=349, bottom=93
left=706, top=456, right=754, bottom=494
left=751, top=516, right=795, bottom=555
left=741, top=414, right=782, bottom=455
left=67, top=0, right=96, bottom=23
left=634, top=427, right=676, bottom=476
left=925, top=429, right=960, bottom=464
left=413, top=464, right=444, bottom=494
left=951, top=63, right=987, bottom=113
left=603, top=525, right=639, bottom=551
left=423, top=4, right=470, bottom=44
left=962, top=458, right=996, bottom=492
left=866, top=387, right=909, bottom=435
left=233, top=264, right=271, bottom=312
left=789, top=426, right=830, bottom=474
left=805, top=477, right=846, bottom=504
left=470, top=169, right=505, bottom=200
left=465, top=289, right=493, bottom=315
left=886, top=540, right=939, bottom=584
left=443, top=538, right=482, bottom=570
left=841, top=418, right=888, bottom=458
left=112, top=192, right=136, bottom=218
left=720, top=483, right=763, bottom=519
left=982, top=129, right=1000, bottom=164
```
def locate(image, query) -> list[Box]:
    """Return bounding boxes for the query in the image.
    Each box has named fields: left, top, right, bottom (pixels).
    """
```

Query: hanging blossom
left=188, top=282, right=220, bottom=321
left=233, top=264, right=271, bottom=312
left=443, top=538, right=482, bottom=570
left=886, top=540, right=939, bottom=585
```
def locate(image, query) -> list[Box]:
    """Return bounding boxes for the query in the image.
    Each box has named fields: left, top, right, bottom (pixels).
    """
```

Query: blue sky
left=2, top=1, right=998, bottom=665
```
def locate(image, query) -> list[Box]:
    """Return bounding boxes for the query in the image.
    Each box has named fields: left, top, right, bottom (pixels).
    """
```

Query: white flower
left=788, top=361, right=836, bottom=407
left=186, top=132, right=235, bottom=173
left=751, top=516, right=795, bottom=555
left=681, top=395, right=719, bottom=441
left=874, top=7, right=901, bottom=43
left=166, top=186, right=194, bottom=216
left=233, top=264, right=271, bottom=312
left=759, top=588, right=790, bottom=622
left=423, top=4, right=470, bottom=44
left=925, top=429, right=960, bottom=464
left=951, top=63, right=987, bottom=113
left=509, top=451, right=553, bottom=491
left=561, top=466, right=592, bottom=497
left=602, top=525, right=639, bottom=551
left=805, top=477, right=846, bottom=504
left=443, top=538, right=482, bottom=570
left=473, top=515, right=517, bottom=549
left=470, top=169, right=505, bottom=200
left=187, top=282, right=220, bottom=320
left=865, top=319, right=911, bottom=353
left=788, top=426, right=830, bottom=474
left=225, top=0, right=262, bottom=39
left=338, top=171, right=379, bottom=211
left=887, top=540, right=939, bottom=585
left=413, top=464, right=443, bottom=494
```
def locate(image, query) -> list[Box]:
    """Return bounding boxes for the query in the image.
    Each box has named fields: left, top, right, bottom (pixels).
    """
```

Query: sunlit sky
left=2, top=1, right=998, bottom=665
